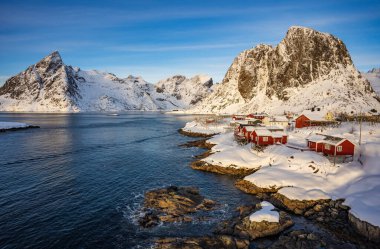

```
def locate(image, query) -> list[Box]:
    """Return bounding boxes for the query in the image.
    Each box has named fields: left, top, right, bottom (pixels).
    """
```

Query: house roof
left=299, top=110, right=326, bottom=121
left=271, top=131, right=287, bottom=138
left=271, top=116, right=289, bottom=122
left=244, top=126, right=256, bottom=132
left=255, top=129, right=272, bottom=136
left=306, top=134, right=326, bottom=143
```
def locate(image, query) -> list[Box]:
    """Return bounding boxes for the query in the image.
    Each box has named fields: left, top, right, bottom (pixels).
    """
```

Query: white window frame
left=337, top=146, right=342, bottom=152
left=325, top=144, right=330, bottom=150
left=263, top=137, right=268, bottom=142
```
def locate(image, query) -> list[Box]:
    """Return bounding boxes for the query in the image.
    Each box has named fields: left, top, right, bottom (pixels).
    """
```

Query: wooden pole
left=334, top=145, right=337, bottom=166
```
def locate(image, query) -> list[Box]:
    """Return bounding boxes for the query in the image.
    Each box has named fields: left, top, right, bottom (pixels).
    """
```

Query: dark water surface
left=0, top=113, right=257, bottom=248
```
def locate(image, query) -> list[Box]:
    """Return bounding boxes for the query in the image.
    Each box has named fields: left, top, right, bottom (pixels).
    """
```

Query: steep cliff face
left=0, top=52, right=80, bottom=111
left=190, top=26, right=379, bottom=114
left=0, top=53, right=213, bottom=112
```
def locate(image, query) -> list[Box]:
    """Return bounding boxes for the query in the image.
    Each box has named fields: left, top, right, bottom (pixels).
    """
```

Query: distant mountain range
left=188, top=26, right=380, bottom=115
left=1, top=26, right=379, bottom=114
left=0, top=52, right=213, bottom=112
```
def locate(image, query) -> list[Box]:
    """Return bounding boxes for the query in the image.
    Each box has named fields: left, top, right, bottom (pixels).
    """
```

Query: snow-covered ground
left=185, top=119, right=380, bottom=227
left=0, top=122, right=30, bottom=129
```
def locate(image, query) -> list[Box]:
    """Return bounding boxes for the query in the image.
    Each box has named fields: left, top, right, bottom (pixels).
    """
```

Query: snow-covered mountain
left=156, top=75, right=213, bottom=107
left=0, top=52, right=213, bottom=112
left=363, top=68, right=380, bottom=96
left=189, top=26, right=380, bottom=115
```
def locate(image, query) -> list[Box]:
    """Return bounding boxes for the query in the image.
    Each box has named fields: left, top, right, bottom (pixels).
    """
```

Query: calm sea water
left=0, top=113, right=257, bottom=248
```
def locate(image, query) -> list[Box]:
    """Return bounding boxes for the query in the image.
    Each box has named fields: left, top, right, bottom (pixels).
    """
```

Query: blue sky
left=0, top=0, right=379, bottom=85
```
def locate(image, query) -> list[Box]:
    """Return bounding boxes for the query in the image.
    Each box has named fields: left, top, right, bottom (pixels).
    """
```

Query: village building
left=306, top=134, right=355, bottom=158
left=232, top=115, right=246, bottom=121
left=295, top=110, right=337, bottom=128
left=262, top=116, right=290, bottom=128
left=251, top=128, right=288, bottom=146
left=246, top=113, right=268, bottom=120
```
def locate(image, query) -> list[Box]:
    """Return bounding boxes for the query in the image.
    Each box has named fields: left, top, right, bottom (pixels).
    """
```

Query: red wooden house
left=232, top=115, right=246, bottom=121
left=295, top=111, right=336, bottom=128
left=251, top=129, right=288, bottom=146
left=321, top=138, right=355, bottom=156
left=306, top=134, right=355, bottom=156
left=242, top=126, right=256, bottom=142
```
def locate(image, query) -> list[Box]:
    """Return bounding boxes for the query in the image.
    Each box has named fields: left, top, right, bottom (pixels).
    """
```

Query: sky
left=0, top=0, right=379, bottom=85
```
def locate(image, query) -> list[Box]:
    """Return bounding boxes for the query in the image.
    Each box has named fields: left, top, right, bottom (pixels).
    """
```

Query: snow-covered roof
left=255, top=129, right=272, bottom=136
left=244, top=126, right=256, bottom=132
left=271, top=116, right=289, bottom=122
left=265, top=126, right=284, bottom=131
left=236, top=120, right=249, bottom=125
left=306, top=134, right=326, bottom=143
left=271, top=131, right=287, bottom=138
left=299, top=110, right=326, bottom=121
left=323, top=137, right=347, bottom=146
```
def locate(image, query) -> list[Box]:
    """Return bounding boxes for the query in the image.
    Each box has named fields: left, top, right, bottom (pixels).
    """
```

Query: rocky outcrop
left=154, top=236, right=249, bottom=249
left=190, top=26, right=380, bottom=114
left=178, top=128, right=218, bottom=138
left=268, top=229, right=357, bottom=249
left=138, top=186, right=216, bottom=228
left=215, top=203, right=293, bottom=240
left=235, top=179, right=279, bottom=195
left=0, top=125, right=40, bottom=132
left=191, top=161, right=258, bottom=177
left=348, top=212, right=380, bottom=242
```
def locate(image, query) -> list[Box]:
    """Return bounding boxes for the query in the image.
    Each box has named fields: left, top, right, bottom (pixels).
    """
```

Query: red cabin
left=295, top=111, right=335, bottom=128
left=251, top=129, right=287, bottom=146
left=242, top=126, right=256, bottom=142
left=232, top=115, right=246, bottom=121
left=307, top=135, right=355, bottom=156
left=322, top=139, right=355, bottom=156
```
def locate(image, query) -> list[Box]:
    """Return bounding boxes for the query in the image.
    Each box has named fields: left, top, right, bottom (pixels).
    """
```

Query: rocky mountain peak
left=190, top=26, right=379, bottom=114
left=368, top=68, right=380, bottom=74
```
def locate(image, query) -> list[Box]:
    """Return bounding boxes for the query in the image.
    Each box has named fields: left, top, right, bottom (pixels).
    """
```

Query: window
left=325, top=144, right=330, bottom=150
left=337, top=146, right=342, bottom=152
left=263, top=137, right=268, bottom=142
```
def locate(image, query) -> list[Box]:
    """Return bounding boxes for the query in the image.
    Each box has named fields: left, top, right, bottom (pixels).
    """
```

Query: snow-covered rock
left=249, top=201, right=279, bottom=223
left=189, top=26, right=380, bottom=115
left=0, top=52, right=213, bottom=112
left=363, top=68, right=380, bottom=96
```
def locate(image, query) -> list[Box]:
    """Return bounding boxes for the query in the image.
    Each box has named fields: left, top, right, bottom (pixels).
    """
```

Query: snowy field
left=184, top=120, right=380, bottom=227
left=182, top=118, right=230, bottom=135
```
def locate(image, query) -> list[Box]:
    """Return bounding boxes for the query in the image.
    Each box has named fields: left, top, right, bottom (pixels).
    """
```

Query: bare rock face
left=138, top=186, right=216, bottom=228
left=191, top=26, right=380, bottom=114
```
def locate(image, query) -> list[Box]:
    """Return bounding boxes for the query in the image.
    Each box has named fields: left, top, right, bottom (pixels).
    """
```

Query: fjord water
left=0, top=113, right=256, bottom=248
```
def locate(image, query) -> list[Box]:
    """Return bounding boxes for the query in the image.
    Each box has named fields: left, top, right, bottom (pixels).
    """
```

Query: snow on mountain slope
left=363, top=68, right=380, bottom=96
left=0, top=52, right=80, bottom=112
left=189, top=26, right=380, bottom=115
left=0, top=52, right=213, bottom=112
left=155, top=75, right=213, bottom=108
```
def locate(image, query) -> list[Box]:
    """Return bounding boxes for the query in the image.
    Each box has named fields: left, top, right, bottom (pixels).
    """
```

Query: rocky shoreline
left=0, top=125, right=40, bottom=132
left=178, top=129, right=380, bottom=247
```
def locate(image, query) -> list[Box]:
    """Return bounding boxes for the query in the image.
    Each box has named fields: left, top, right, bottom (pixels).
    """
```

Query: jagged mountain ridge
left=0, top=52, right=213, bottom=112
left=190, top=26, right=380, bottom=114
left=363, top=68, right=380, bottom=96
left=156, top=75, right=213, bottom=106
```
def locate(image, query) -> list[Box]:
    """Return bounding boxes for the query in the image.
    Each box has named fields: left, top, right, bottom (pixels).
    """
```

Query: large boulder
left=138, top=186, right=216, bottom=227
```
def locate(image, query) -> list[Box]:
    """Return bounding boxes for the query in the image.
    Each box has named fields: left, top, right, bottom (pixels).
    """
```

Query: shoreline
left=0, top=125, right=40, bottom=133
left=178, top=128, right=380, bottom=245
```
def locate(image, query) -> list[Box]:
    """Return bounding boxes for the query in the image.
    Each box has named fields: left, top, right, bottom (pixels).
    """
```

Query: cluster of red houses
left=231, top=112, right=355, bottom=157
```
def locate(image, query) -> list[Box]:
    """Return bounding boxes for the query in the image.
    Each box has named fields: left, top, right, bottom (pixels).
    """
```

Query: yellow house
left=324, top=111, right=335, bottom=121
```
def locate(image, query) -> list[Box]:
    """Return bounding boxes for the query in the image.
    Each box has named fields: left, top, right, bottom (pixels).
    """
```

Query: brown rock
left=191, top=161, right=257, bottom=177
left=138, top=186, right=217, bottom=228
left=154, top=235, right=249, bottom=249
